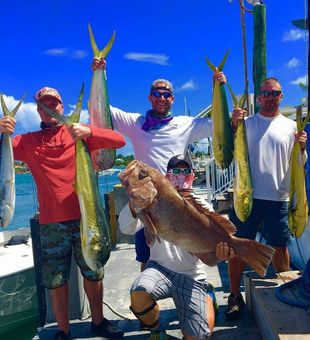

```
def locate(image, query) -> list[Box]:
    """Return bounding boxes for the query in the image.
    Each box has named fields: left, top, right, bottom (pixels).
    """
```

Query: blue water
left=5, top=168, right=123, bottom=231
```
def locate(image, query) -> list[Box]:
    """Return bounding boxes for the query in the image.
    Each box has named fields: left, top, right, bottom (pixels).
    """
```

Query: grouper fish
left=0, top=95, right=24, bottom=227
left=37, top=85, right=112, bottom=271
left=206, top=50, right=234, bottom=169
left=227, top=83, right=253, bottom=222
left=88, top=24, right=116, bottom=171
left=119, top=160, right=275, bottom=277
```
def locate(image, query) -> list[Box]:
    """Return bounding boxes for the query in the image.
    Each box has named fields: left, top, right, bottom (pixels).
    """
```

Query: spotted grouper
left=119, top=160, right=275, bottom=277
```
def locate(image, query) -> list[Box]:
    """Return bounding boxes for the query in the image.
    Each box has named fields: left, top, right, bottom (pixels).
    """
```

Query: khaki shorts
left=39, top=220, right=104, bottom=289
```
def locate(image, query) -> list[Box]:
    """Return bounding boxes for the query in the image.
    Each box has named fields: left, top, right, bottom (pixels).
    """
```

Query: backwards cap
left=150, top=79, right=173, bottom=93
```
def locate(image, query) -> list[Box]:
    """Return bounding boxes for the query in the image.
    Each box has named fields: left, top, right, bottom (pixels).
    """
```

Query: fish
left=288, top=106, right=309, bottom=237
left=206, top=50, right=234, bottom=169
left=119, top=160, right=275, bottom=277
left=0, top=95, right=24, bottom=227
left=37, top=84, right=112, bottom=271
left=88, top=24, right=116, bottom=171
left=227, top=83, right=253, bottom=222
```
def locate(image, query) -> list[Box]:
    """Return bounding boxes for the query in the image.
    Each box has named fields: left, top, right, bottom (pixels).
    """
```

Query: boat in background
left=0, top=228, right=39, bottom=338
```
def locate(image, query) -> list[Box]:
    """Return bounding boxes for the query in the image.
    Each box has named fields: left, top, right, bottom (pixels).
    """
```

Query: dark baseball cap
left=167, top=154, right=192, bottom=171
left=150, top=79, right=173, bottom=93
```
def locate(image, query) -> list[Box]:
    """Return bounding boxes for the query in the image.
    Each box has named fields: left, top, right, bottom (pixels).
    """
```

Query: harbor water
left=5, top=168, right=123, bottom=232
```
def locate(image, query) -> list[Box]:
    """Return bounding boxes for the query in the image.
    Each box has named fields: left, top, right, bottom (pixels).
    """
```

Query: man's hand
left=67, top=123, right=92, bottom=141
left=0, top=116, right=16, bottom=134
left=232, top=107, right=246, bottom=132
left=213, top=67, right=226, bottom=85
left=295, top=130, right=307, bottom=152
left=91, top=57, right=106, bottom=71
left=215, top=242, right=236, bottom=261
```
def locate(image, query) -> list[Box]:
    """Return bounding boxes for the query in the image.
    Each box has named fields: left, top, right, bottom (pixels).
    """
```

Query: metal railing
left=204, top=157, right=234, bottom=203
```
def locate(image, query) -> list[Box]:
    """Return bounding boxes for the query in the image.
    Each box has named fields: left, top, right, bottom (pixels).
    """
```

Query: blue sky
left=0, top=0, right=308, bottom=155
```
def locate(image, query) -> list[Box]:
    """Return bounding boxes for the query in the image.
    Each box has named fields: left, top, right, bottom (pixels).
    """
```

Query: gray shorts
left=131, top=261, right=212, bottom=339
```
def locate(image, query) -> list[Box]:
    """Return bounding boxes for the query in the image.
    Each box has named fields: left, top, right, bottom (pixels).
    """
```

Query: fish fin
left=68, top=83, right=84, bottom=124
left=140, top=212, right=159, bottom=247
left=226, top=82, right=239, bottom=108
left=0, top=93, right=25, bottom=118
left=36, top=101, right=69, bottom=125
left=217, top=49, right=230, bottom=71
left=231, top=237, right=275, bottom=277
left=179, top=190, right=236, bottom=234
left=88, top=24, right=116, bottom=58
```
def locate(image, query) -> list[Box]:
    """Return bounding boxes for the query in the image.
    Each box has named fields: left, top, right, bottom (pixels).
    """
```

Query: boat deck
left=34, top=242, right=262, bottom=340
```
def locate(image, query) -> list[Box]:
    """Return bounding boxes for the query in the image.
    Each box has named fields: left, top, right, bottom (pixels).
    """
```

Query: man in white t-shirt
left=225, top=77, right=308, bottom=321
left=92, top=57, right=227, bottom=272
left=118, top=154, right=235, bottom=340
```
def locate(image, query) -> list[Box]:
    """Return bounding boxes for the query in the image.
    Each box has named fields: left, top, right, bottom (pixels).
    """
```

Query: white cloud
left=286, top=57, right=300, bottom=69
left=124, top=52, right=170, bottom=65
left=282, top=29, right=306, bottom=42
left=291, top=75, right=307, bottom=85
left=175, top=79, right=197, bottom=92
left=45, top=48, right=68, bottom=56
left=0, top=95, right=90, bottom=133
left=0, top=95, right=41, bottom=130
left=45, top=48, right=88, bottom=60
left=70, top=50, right=89, bottom=60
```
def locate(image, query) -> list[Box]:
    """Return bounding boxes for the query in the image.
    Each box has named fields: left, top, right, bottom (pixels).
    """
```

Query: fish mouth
left=119, top=160, right=139, bottom=183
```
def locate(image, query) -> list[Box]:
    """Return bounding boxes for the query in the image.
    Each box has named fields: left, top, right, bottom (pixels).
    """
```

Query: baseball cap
left=35, top=87, right=63, bottom=103
left=167, top=154, right=192, bottom=171
left=150, top=79, right=173, bottom=93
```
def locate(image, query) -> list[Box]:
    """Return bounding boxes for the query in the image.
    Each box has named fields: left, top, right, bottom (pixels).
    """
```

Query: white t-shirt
left=245, top=113, right=297, bottom=201
left=111, top=106, right=212, bottom=174
left=118, top=203, right=213, bottom=281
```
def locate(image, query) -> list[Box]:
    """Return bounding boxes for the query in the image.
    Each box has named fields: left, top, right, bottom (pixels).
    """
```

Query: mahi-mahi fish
left=37, top=84, right=112, bottom=271
left=0, top=95, right=24, bottom=227
left=206, top=50, right=234, bottom=169
left=288, top=105, right=309, bottom=237
left=119, top=160, right=275, bottom=277
left=88, top=24, right=116, bottom=171
left=227, top=83, right=253, bottom=222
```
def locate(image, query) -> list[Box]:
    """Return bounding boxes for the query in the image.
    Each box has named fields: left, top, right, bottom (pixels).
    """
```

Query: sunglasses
left=259, top=90, right=282, bottom=98
left=152, top=91, right=172, bottom=99
left=168, top=168, right=193, bottom=175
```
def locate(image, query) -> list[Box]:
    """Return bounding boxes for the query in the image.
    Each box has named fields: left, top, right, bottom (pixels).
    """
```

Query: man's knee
left=130, top=291, right=159, bottom=329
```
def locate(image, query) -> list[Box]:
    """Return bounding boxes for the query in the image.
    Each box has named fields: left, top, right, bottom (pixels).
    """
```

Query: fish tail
left=205, top=49, right=230, bottom=72
left=0, top=94, right=25, bottom=117
left=88, top=24, right=116, bottom=58
left=232, top=237, right=275, bottom=277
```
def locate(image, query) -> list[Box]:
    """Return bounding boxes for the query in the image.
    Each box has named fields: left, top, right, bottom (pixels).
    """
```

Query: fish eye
left=139, top=168, right=148, bottom=179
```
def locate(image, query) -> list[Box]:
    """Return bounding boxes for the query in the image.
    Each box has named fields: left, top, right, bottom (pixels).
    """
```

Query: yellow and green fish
left=206, top=50, right=233, bottom=169
left=88, top=24, right=116, bottom=171
left=288, top=106, right=309, bottom=238
left=227, top=84, right=253, bottom=222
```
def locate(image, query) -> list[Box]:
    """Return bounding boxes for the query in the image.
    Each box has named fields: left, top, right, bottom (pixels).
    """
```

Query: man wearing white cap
left=0, top=87, right=126, bottom=340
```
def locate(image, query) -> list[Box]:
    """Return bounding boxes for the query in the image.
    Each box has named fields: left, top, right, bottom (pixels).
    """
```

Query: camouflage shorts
left=39, top=220, right=104, bottom=289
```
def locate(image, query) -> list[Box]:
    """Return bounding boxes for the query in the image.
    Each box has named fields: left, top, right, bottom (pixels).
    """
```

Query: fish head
left=119, top=160, right=159, bottom=213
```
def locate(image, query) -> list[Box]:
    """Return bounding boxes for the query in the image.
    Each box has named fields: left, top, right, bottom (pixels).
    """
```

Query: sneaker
left=91, top=318, right=124, bottom=338
left=54, top=330, right=71, bottom=340
left=225, top=293, right=246, bottom=320
left=149, top=329, right=169, bottom=340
